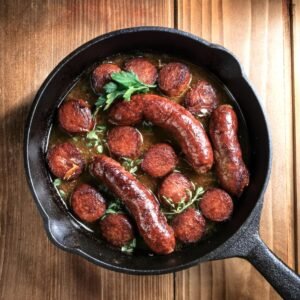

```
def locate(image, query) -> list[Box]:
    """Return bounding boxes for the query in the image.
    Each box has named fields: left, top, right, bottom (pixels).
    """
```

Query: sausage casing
left=143, top=94, right=213, bottom=173
left=90, top=155, right=175, bottom=254
left=209, top=105, right=249, bottom=196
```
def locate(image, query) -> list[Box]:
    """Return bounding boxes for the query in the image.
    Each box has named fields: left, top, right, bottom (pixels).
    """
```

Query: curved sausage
left=58, top=99, right=95, bottom=134
left=124, top=57, right=158, bottom=84
left=141, top=143, right=177, bottom=178
left=107, top=126, right=143, bottom=159
left=100, top=213, right=134, bottom=247
left=158, top=172, right=193, bottom=205
left=184, top=80, right=219, bottom=116
left=171, top=208, right=206, bottom=243
left=209, top=105, right=249, bottom=196
left=91, top=63, right=121, bottom=94
left=47, top=142, right=84, bottom=180
left=143, top=94, right=213, bottom=173
left=108, top=94, right=144, bottom=126
left=199, top=188, right=233, bottom=222
left=90, top=155, right=175, bottom=254
left=158, top=62, right=191, bottom=96
left=71, top=183, right=106, bottom=222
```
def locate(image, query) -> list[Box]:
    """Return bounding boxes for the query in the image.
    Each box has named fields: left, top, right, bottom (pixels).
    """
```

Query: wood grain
left=176, top=0, right=295, bottom=299
left=292, top=0, right=300, bottom=273
left=0, top=0, right=298, bottom=299
left=0, top=1, right=174, bottom=299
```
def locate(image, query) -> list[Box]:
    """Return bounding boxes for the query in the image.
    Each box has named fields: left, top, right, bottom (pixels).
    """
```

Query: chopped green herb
left=121, top=238, right=136, bottom=254
left=86, top=126, right=107, bottom=151
left=121, top=157, right=142, bottom=175
left=72, top=136, right=79, bottom=142
left=96, top=144, right=103, bottom=153
left=86, top=130, right=99, bottom=140
left=94, top=71, right=156, bottom=112
left=53, top=178, right=62, bottom=187
left=101, top=199, right=124, bottom=220
left=58, top=189, right=66, bottom=198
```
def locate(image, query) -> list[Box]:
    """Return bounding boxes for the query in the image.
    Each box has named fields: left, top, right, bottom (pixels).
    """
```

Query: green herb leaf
left=162, top=186, right=205, bottom=217
left=95, top=95, right=106, bottom=108
left=121, top=157, right=142, bottom=175
left=104, top=82, right=118, bottom=93
left=101, top=199, right=124, bottom=220
left=93, top=71, right=156, bottom=113
left=96, top=144, right=103, bottom=153
left=53, top=178, right=62, bottom=187
left=121, top=238, right=136, bottom=254
left=58, top=189, right=66, bottom=198
left=95, top=125, right=107, bottom=132
left=86, top=130, right=99, bottom=140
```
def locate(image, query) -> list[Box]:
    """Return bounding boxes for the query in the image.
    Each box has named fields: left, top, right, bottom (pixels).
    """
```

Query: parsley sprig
left=121, top=238, right=136, bottom=254
left=94, top=71, right=156, bottom=112
left=162, top=186, right=205, bottom=217
left=121, top=157, right=142, bottom=175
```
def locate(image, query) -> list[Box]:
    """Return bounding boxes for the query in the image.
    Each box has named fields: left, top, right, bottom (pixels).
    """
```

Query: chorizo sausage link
left=143, top=94, right=213, bottom=173
left=90, top=154, right=175, bottom=254
left=209, top=105, right=249, bottom=196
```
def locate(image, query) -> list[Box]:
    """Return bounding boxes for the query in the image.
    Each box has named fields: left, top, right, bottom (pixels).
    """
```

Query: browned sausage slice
left=209, top=105, right=249, bottom=196
left=143, top=94, right=213, bottom=173
left=71, top=184, right=106, bottom=222
left=199, top=188, right=233, bottom=221
left=141, top=143, right=177, bottom=178
left=158, top=62, right=191, bottom=96
left=185, top=80, right=219, bottom=116
left=124, top=57, right=158, bottom=84
left=47, top=142, right=84, bottom=180
left=91, top=63, right=121, bottom=94
left=107, top=126, right=142, bottom=159
left=100, top=213, right=134, bottom=247
left=108, top=94, right=144, bottom=126
left=90, top=155, right=175, bottom=254
left=58, top=99, right=95, bottom=134
left=171, top=208, right=206, bottom=243
left=159, top=172, right=193, bottom=205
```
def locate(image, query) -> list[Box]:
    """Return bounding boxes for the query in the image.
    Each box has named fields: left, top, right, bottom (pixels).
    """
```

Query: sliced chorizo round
left=108, top=94, right=144, bottom=126
left=159, top=172, right=193, bottom=206
left=107, top=126, right=142, bottom=159
left=91, top=63, right=121, bottom=94
left=47, top=142, right=84, bottom=180
left=185, top=80, right=219, bottom=116
left=171, top=208, right=206, bottom=244
left=158, top=62, right=191, bottom=96
left=71, top=183, right=106, bottom=222
left=58, top=99, right=95, bottom=134
left=99, top=213, right=134, bottom=247
left=199, top=188, right=233, bottom=222
left=141, top=143, right=177, bottom=178
left=124, top=57, right=158, bottom=84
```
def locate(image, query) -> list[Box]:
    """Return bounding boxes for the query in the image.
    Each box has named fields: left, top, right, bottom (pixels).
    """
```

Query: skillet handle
left=245, top=233, right=300, bottom=299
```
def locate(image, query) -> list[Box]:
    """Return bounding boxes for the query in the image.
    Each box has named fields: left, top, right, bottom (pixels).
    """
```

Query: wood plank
left=176, top=0, right=295, bottom=299
left=0, top=1, right=174, bottom=299
left=292, top=0, right=300, bottom=273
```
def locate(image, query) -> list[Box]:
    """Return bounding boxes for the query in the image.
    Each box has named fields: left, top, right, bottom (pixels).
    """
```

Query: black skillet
left=24, top=27, right=300, bottom=299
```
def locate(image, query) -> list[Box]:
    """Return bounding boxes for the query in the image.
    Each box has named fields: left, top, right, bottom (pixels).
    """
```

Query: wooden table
left=0, top=1, right=299, bottom=299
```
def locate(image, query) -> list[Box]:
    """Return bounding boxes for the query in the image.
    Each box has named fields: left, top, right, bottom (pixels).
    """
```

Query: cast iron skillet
left=24, top=27, right=300, bottom=299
